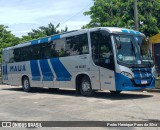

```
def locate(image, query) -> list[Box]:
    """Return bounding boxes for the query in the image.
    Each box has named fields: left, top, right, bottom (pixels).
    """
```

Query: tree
left=21, top=23, right=68, bottom=42
left=83, top=0, right=160, bottom=36
left=0, top=25, right=21, bottom=62
left=0, top=23, right=68, bottom=62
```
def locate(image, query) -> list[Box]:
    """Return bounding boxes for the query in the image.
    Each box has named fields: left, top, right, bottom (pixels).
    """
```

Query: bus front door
left=90, top=30, right=116, bottom=91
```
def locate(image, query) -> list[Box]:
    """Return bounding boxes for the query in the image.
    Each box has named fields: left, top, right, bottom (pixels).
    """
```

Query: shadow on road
left=2, top=87, right=153, bottom=100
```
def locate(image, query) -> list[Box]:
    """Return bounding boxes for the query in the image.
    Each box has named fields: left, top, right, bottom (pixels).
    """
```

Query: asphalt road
left=0, top=85, right=160, bottom=130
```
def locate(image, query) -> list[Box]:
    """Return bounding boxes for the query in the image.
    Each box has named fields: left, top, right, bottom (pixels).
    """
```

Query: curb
left=145, top=88, right=160, bottom=92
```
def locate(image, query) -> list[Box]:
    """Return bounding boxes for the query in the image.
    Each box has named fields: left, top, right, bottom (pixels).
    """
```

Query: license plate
left=141, top=80, right=148, bottom=84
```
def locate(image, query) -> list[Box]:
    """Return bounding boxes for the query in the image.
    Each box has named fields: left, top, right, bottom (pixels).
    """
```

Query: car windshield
left=114, top=35, right=141, bottom=64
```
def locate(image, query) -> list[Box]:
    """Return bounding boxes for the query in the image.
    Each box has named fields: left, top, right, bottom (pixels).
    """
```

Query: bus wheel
left=110, top=91, right=121, bottom=95
left=80, top=76, right=93, bottom=96
left=22, top=77, right=31, bottom=92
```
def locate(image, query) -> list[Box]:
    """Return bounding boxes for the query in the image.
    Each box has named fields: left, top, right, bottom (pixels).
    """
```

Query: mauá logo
left=10, top=65, right=26, bottom=72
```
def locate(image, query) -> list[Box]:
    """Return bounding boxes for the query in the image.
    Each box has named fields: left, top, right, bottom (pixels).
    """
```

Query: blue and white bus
left=2, top=27, right=155, bottom=96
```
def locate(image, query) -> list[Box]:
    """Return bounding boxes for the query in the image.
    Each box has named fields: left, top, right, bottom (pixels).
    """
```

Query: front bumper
left=115, top=73, right=155, bottom=91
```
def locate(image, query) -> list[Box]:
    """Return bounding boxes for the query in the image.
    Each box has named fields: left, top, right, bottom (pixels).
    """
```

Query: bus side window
left=41, top=43, right=52, bottom=59
left=66, top=33, right=89, bottom=56
left=14, top=48, right=21, bottom=62
left=50, top=42, right=59, bottom=58
left=30, top=44, right=41, bottom=60
left=14, top=46, right=31, bottom=62
left=21, top=47, right=31, bottom=61
left=90, top=31, right=114, bottom=70
left=79, top=34, right=89, bottom=54
left=54, top=39, right=66, bottom=57
left=90, top=32, right=99, bottom=65
left=66, top=36, right=75, bottom=56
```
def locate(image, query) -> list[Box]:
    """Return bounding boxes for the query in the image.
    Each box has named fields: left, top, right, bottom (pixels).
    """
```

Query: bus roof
left=3, top=27, right=144, bottom=51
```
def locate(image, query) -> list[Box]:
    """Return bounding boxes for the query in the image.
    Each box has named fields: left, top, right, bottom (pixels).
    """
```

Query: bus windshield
left=135, top=36, right=153, bottom=64
left=114, top=35, right=153, bottom=67
left=114, top=35, right=140, bottom=64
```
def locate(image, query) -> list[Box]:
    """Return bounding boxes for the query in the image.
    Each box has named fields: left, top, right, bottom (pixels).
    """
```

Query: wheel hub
left=82, top=81, right=90, bottom=92
left=24, top=80, right=29, bottom=89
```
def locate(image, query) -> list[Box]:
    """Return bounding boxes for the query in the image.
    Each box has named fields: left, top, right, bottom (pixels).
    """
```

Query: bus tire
left=110, top=90, right=121, bottom=95
left=80, top=76, right=93, bottom=96
left=22, top=77, right=31, bottom=92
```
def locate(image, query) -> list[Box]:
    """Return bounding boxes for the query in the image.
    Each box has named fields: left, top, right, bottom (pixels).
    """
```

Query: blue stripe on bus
left=129, top=30, right=136, bottom=34
left=40, top=38, right=49, bottom=43
left=30, top=35, right=60, bottom=45
left=39, top=60, right=54, bottom=81
left=51, top=35, right=60, bottom=40
left=121, top=29, right=129, bottom=33
left=30, top=60, right=41, bottom=81
left=3, top=64, right=8, bottom=80
left=50, top=58, right=72, bottom=81
left=135, top=31, right=141, bottom=34
left=31, top=40, right=39, bottom=45
left=122, top=30, right=141, bottom=35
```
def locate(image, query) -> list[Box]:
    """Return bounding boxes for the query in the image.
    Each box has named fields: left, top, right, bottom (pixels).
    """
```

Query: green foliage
left=21, top=23, right=68, bottom=42
left=83, top=0, right=160, bottom=36
left=0, top=23, right=68, bottom=62
left=0, top=25, right=21, bottom=62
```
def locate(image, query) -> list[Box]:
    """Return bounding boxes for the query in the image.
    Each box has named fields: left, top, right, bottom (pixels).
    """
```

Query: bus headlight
left=121, top=71, right=133, bottom=79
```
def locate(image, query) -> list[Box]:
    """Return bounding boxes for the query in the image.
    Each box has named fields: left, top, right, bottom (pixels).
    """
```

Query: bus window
left=21, top=47, right=31, bottom=61
left=14, top=48, right=21, bottom=62
left=66, top=33, right=89, bottom=56
left=90, top=31, right=114, bottom=70
left=14, top=46, right=31, bottom=62
left=54, top=39, right=66, bottom=57
left=50, top=43, right=58, bottom=58
left=30, top=44, right=41, bottom=60
left=41, top=44, right=52, bottom=59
